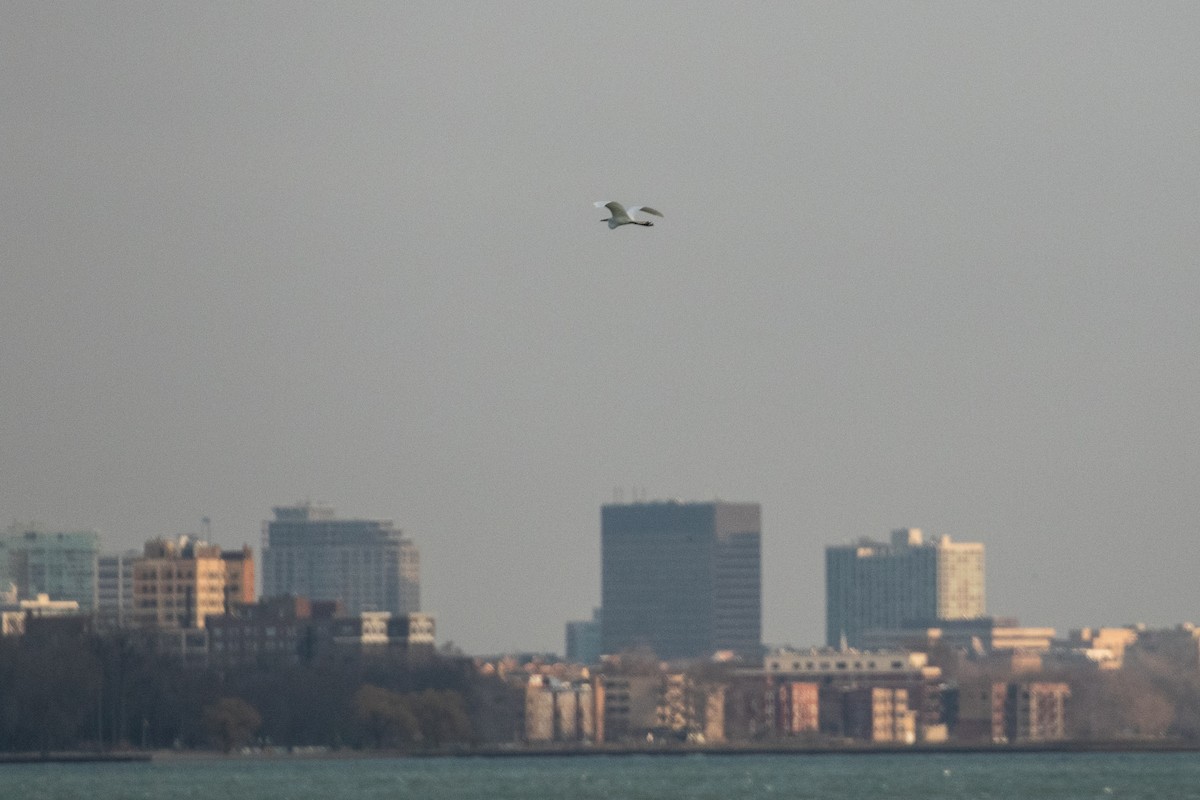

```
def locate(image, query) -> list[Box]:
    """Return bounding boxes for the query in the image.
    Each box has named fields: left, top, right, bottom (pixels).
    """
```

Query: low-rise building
left=0, top=593, right=82, bottom=636
left=994, top=681, right=1071, bottom=743
left=600, top=669, right=726, bottom=743
left=523, top=674, right=601, bottom=743
left=602, top=673, right=664, bottom=741
left=955, top=680, right=1070, bottom=743
left=749, top=647, right=943, bottom=743
left=841, top=686, right=915, bottom=743
left=862, top=617, right=1056, bottom=655
left=773, top=681, right=820, bottom=735
left=142, top=627, right=211, bottom=665
left=331, top=610, right=437, bottom=660
left=765, top=647, right=941, bottom=681
left=207, top=595, right=342, bottom=665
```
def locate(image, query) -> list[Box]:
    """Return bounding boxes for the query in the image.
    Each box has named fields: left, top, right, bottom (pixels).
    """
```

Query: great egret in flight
left=595, top=201, right=663, bottom=229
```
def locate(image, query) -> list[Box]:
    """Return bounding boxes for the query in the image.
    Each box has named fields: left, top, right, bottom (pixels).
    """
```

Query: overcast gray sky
left=2, top=3, right=1197, bottom=654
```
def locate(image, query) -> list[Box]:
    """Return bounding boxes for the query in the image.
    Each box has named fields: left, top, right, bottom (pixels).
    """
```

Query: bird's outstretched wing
left=630, top=206, right=663, bottom=218
left=595, top=200, right=628, bottom=216
left=596, top=201, right=634, bottom=224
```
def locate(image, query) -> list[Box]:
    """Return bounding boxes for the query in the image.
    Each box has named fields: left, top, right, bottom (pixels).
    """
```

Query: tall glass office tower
left=601, top=501, right=761, bottom=660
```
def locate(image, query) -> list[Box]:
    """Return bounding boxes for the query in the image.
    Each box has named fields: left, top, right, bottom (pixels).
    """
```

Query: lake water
left=4, top=751, right=1200, bottom=800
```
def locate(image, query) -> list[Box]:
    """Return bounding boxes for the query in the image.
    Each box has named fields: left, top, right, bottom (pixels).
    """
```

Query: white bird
left=595, top=201, right=663, bottom=229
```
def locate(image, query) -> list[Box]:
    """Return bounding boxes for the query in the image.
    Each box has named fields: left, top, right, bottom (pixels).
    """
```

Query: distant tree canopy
left=0, top=625, right=477, bottom=752
left=0, top=628, right=100, bottom=752
left=351, top=685, right=473, bottom=749
left=4, top=622, right=1200, bottom=752
left=409, top=688, right=473, bottom=747
left=1124, top=652, right=1200, bottom=739
left=202, top=697, right=262, bottom=753
left=1069, top=669, right=1174, bottom=739
left=353, top=685, right=419, bottom=748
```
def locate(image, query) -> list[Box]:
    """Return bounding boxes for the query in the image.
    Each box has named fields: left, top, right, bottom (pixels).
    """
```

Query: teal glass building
left=0, top=526, right=100, bottom=612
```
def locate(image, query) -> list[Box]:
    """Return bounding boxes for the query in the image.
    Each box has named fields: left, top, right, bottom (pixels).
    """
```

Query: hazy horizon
left=3, top=3, right=1197, bottom=654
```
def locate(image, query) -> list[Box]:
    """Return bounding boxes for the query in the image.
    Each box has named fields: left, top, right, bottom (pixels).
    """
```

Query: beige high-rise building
left=132, top=537, right=255, bottom=629
left=826, top=528, right=984, bottom=648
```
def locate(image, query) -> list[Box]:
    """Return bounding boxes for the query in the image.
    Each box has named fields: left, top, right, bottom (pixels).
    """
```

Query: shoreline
left=0, top=751, right=152, bottom=765
left=5, top=739, right=1199, bottom=765
left=445, top=740, right=1200, bottom=758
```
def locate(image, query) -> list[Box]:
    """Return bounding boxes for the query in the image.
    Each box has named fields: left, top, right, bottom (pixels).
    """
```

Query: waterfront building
left=954, top=680, right=1071, bottom=743
left=0, top=593, right=82, bottom=636
left=0, top=525, right=99, bottom=612
left=207, top=596, right=342, bottom=665
left=764, top=647, right=941, bottom=682
left=261, top=503, right=420, bottom=615
left=601, top=500, right=761, bottom=660
left=1000, top=682, right=1070, bottom=742
left=601, top=673, right=661, bottom=741
left=131, top=536, right=254, bottom=629
left=97, top=549, right=139, bottom=629
left=330, top=610, right=436, bottom=659
left=775, top=681, right=820, bottom=735
left=140, top=627, right=210, bottom=664
left=523, top=674, right=601, bottom=744
left=600, top=669, right=725, bottom=743
left=825, top=528, right=984, bottom=648
left=760, top=646, right=944, bottom=742
left=837, top=686, right=916, bottom=743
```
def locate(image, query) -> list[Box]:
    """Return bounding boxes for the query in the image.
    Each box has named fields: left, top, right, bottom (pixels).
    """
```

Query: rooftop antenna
left=201, top=516, right=212, bottom=540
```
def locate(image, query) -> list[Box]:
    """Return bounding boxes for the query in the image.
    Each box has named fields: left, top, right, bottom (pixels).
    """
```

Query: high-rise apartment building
left=0, top=525, right=99, bottom=613
left=826, top=528, right=984, bottom=648
left=261, top=503, right=420, bottom=615
left=97, top=549, right=139, bottom=629
left=601, top=500, right=761, bottom=660
left=131, top=537, right=255, bottom=629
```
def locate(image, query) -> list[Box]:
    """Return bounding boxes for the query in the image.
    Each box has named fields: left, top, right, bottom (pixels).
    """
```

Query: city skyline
left=5, top=503, right=1196, bottom=661
left=4, top=5, right=1198, bottom=654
